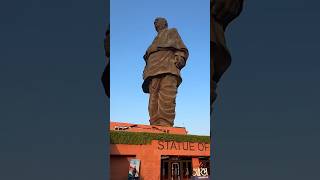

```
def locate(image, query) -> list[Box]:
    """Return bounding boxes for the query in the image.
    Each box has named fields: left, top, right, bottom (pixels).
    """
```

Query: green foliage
left=110, top=131, right=210, bottom=145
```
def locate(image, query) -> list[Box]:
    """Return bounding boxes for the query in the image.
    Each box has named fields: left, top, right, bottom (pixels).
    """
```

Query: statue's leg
left=157, top=74, right=178, bottom=127
left=148, top=77, right=160, bottom=125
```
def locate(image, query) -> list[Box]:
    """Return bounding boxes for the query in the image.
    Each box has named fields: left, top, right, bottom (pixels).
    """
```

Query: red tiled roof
left=110, top=121, right=187, bottom=135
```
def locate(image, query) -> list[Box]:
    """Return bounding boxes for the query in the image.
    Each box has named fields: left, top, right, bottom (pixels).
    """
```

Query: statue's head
left=154, top=17, right=168, bottom=32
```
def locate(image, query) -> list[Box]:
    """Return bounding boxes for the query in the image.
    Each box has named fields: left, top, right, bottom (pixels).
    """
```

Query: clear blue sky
left=110, top=0, right=210, bottom=135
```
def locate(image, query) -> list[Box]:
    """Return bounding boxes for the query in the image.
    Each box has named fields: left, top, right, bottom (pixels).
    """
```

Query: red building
left=110, top=122, right=210, bottom=180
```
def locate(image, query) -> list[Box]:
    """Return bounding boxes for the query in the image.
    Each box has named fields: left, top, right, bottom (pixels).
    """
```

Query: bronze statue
left=211, top=0, right=244, bottom=108
left=102, top=26, right=110, bottom=97
left=142, top=17, right=189, bottom=127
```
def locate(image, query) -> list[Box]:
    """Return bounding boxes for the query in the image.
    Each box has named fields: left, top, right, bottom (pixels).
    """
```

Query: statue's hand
left=174, top=55, right=185, bottom=70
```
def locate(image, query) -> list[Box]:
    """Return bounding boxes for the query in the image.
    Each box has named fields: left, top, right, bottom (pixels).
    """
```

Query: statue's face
left=154, top=18, right=167, bottom=32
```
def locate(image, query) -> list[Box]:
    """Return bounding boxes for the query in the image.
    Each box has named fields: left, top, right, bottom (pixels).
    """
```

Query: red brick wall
left=110, top=155, right=135, bottom=180
left=110, top=140, right=210, bottom=180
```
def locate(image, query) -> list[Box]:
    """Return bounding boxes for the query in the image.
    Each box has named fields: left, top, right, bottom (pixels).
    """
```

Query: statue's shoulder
left=168, top=28, right=178, bottom=33
left=167, top=28, right=180, bottom=37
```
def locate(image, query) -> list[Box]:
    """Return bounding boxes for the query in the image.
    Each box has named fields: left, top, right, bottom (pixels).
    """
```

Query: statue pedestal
left=109, top=122, right=210, bottom=179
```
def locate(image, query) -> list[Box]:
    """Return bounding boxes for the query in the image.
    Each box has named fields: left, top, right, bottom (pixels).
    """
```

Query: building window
left=114, top=126, right=129, bottom=131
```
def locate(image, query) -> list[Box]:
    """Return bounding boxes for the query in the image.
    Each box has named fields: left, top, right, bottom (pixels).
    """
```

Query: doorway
left=161, top=156, right=192, bottom=180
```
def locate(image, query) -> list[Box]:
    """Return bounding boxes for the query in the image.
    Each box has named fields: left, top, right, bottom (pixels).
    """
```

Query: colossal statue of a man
left=102, top=26, right=110, bottom=97
left=211, top=0, right=244, bottom=108
left=142, top=17, right=189, bottom=127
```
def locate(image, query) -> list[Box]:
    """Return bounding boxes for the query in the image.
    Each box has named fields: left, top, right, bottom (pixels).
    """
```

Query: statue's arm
left=170, top=28, right=189, bottom=69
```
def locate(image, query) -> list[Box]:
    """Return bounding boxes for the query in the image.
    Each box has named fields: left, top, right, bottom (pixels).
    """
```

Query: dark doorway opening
left=161, top=156, right=192, bottom=180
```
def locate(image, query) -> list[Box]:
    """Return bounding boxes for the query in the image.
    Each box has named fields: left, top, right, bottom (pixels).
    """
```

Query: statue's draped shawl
left=144, top=28, right=188, bottom=61
left=142, top=28, right=189, bottom=93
